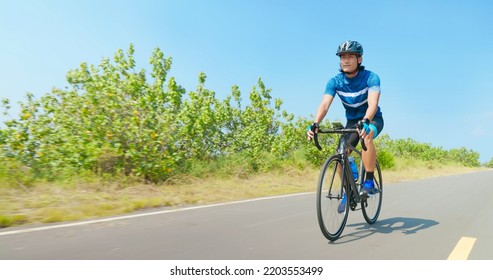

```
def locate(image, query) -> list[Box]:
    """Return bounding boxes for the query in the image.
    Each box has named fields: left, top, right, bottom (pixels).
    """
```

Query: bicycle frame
left=335, top=134, right=365, bottom=206
left=314, top=126, right=368, bottom=206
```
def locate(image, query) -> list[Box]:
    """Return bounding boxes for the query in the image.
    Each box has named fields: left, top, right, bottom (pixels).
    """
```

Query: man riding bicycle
left=307, top=40, right=384, bottom=212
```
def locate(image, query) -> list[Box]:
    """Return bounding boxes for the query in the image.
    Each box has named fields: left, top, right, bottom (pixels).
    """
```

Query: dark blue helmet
left=336, top=40, right=363, bottom=56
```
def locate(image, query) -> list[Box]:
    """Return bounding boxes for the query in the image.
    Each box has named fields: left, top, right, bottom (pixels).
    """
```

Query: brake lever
left=313, top=131, right=322, bottom=151
left=356, top=121, right=368, bottom=152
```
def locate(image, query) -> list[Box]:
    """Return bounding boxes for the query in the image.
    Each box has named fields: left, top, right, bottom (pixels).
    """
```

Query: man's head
left=336, top=40, right=364, bottom=75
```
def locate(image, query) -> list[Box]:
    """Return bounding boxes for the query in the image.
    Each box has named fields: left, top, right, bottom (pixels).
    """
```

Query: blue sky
left=1, top=0, right=493, bottom=162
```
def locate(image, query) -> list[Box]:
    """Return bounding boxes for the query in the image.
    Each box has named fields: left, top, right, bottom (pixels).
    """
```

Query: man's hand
left=358, top=118, right=376, bottom=139
left=306, top=122, right=319, bottom=141
left=359, top=118, right=369, bottom=138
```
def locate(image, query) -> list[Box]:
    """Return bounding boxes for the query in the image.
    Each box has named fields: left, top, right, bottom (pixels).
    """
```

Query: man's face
left=339, top=53, right=362, bottom=73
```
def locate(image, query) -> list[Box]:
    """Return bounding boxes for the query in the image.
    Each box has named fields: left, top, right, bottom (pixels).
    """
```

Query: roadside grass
left=0, top=159, right=486, bottom=229
left=383, top=157, right=484, bottom=182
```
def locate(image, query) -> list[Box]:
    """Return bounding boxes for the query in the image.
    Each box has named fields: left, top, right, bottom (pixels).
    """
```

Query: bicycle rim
left=316, top=155, right=349, bottom=241
left=361, top=161, right=383, bottom=224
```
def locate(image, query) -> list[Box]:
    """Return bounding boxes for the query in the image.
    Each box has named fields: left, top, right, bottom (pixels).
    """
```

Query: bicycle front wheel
left=361, top=160, right=383, bottom=224
left=316, top=155, right=349, bottom=241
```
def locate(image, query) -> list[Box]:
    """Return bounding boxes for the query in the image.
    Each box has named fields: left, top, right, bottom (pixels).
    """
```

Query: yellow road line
left=448, top=236, right=477, bottom=260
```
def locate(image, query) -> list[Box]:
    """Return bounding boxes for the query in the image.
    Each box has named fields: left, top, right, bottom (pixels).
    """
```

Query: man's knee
left=364, top=132, right=375, bottom=144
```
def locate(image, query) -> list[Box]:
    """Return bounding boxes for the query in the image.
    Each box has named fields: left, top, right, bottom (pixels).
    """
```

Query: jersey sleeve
left=324, top=77, right=337, bottom=96
left=368, top=72, right=381, bottom=94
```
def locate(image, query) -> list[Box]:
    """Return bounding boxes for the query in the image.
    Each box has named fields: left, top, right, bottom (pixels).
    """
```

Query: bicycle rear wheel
left=361, top=160, right=383, bottom=224
left=316, top=155, right=349, bottom=241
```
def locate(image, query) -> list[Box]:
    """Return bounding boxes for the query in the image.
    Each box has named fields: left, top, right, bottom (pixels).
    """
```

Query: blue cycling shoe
left=361, top=180, right=376, bottom=196
left=337, top=193, right=347, bottom=214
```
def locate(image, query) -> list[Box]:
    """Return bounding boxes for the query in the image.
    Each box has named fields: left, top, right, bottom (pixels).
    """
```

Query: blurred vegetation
left=0, top=44, right=485, bottom=189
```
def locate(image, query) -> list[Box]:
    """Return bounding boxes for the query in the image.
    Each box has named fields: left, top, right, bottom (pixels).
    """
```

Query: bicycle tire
left=316, top=155, right=349, bottom=241
left=361, top=160, right=383, bottom=224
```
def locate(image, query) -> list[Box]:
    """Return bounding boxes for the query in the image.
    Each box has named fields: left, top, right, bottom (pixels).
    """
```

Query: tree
left=0, top=45, right=299, bottom=182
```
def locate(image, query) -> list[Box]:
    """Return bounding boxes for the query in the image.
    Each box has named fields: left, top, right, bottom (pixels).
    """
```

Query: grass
left=0, top=159, right=487, bottom=229
left=383, top=157, right=484, bottom=182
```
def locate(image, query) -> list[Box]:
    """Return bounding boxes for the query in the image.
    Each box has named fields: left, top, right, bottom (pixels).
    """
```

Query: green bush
left=377, top=149, right=395, bottom=170
left=0, top=214, right=28, bottom=228
left=0, top=45, right=298, bottom=183
left=0, top=45, right=483, bottom=185
left=376, top=135, right=480, bottom=167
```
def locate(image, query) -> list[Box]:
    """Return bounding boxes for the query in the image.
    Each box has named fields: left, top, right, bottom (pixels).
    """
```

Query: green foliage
left=2, top=45, right=182, bottom=182
left=486, top=158, right=493, bottom=168
left=377, top=150, right=395, bottom=170
left=376, top=134, right=480, bottom=167
left=0, top=44, right=483, bottom=185
left=0, top=45, right=299, bottom=183
left=0, top=214, right=28, bottom=228
left=0, top=155, right=35, bottom=188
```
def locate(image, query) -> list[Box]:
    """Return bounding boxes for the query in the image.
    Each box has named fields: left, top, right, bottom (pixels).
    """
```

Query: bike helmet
left=336, top=40, right=363, bottom=56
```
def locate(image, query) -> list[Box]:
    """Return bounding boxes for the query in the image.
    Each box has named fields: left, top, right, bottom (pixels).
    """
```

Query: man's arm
left=308, top=94, right=334, bottom=141
left=363, top=91, right=380, bottom=121
left=314, top=94, right=334, bottom=123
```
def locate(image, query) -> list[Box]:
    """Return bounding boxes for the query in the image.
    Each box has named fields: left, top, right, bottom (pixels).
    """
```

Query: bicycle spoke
left=317, top=155, right=348, bottom=241
left=361, top=161, right=383, bottom=224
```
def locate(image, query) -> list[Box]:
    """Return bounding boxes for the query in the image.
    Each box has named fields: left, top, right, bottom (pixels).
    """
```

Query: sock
left=366, top=172, right=374, bottom=182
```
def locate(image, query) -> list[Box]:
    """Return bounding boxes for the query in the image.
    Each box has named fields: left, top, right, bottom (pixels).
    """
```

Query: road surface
left=1, top=170, right=492, bottom=260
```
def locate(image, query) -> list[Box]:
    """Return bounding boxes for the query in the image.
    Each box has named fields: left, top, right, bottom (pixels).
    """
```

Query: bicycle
left=313, top=121, right=383, bottom=241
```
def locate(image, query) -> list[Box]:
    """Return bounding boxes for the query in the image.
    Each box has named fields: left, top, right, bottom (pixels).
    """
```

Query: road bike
left=313, top=122, right=383, bottom=241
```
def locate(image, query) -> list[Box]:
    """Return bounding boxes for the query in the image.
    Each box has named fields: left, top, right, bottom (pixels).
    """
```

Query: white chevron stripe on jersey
left=336, top=87, right=368, bottom=98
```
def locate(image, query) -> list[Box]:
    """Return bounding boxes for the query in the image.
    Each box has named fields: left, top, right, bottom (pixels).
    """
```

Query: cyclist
left=307, top=40, right=384, bottom=213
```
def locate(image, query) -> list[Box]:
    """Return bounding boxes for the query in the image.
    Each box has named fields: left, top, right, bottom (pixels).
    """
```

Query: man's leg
left=362, top=130, right=376, bottom=174
left=362, top=116, right=383, bottom=182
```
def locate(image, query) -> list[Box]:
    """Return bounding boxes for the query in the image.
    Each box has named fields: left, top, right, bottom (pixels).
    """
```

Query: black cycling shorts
left=345, top=116, right=384, bottom=149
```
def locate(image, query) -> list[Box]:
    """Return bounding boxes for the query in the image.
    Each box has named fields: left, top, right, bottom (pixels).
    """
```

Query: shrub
left=377, top=149, right=395, bottom=170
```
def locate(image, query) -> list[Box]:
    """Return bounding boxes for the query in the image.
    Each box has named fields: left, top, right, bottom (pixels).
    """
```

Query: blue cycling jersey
left=324, top=69, right=382, bottom=120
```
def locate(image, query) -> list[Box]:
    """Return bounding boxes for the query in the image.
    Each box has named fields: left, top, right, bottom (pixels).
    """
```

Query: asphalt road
left=1, top=170, right=493, bottom=260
